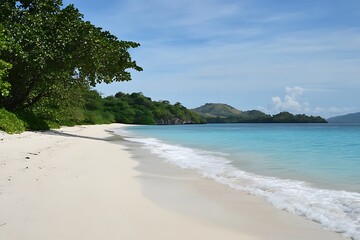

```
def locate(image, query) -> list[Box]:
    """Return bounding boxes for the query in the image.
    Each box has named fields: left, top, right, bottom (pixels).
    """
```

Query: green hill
left=192, top=103, right=242, bottom=118
left=327, top=112, right=360, bottom=123
left=84, top=91, right=205, bottom=125
left=192, top=103, right=272, bottom=123
left=192, top=103, right=326, bottom=123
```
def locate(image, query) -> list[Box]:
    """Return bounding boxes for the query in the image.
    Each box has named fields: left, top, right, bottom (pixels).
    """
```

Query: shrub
left=15, top=111, right=50, bottom=131
left=0, top=108, right=25, bottom=134
left=83, top=110, right=115, bottom=124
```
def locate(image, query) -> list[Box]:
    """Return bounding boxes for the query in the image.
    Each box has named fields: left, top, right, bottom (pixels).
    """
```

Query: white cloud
left=272, top=86, right=309, bottom=113
left=286, top=86, right=304, bottom=97
left=261, top=87, right=359, bottom=118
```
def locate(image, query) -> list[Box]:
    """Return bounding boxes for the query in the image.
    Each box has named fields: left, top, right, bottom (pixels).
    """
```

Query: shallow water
left=116, top=123, right=360, bottom=240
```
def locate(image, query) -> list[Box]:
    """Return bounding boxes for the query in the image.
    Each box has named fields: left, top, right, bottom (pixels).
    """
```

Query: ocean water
left=116, top=123, right=360, bottom=240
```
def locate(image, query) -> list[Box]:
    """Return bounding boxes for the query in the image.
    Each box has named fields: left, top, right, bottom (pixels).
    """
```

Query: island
left=192, top=103, right=327, bottom=123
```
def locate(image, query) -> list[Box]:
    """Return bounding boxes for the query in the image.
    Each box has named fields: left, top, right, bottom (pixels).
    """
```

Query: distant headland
left=192, top=103, right=327, bottom=123
left=327, top=112, right=360, bottom=123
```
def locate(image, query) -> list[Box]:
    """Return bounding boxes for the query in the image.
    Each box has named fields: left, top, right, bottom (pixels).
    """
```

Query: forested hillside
left=82, top=91, right=204, bottom=125
left=192, top=103, right=242, bottom=118
left=193, top=103, right=327, bottom=123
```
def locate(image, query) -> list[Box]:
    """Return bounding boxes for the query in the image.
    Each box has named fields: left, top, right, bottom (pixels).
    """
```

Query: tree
left=95, top=91, right=204, bottom=125
left=0, top=25, right=11, bottom=97
left=0, top=0, right=142, bottom=112
left=272, top=112, right=296, bottom=123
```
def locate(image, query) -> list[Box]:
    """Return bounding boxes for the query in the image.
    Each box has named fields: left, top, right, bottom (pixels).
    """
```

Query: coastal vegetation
left=0, top=0, right=143, bottom=133
left=0, top=0, right=142, bottom=112
left=192, top=103, right=327, bottom=123
left=0, top=108, right=25, bottom=134
left=81, top=91, right=204, bottom=125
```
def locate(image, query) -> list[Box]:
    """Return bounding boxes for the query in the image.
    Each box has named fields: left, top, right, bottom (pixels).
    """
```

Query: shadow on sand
left=45, top=129, right=124, bottom=142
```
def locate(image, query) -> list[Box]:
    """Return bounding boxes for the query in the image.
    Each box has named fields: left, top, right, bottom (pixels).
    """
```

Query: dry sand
left=0, top=124, right=347, bottom=240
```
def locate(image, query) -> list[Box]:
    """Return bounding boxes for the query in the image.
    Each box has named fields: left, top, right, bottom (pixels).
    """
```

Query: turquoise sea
left=116, top=123, right=360, bottom=240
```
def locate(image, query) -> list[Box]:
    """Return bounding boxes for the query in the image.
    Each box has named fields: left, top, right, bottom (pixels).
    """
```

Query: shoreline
left=124, top=133, right=348, bottom=240
left=0, top=124, right=346, bottom=239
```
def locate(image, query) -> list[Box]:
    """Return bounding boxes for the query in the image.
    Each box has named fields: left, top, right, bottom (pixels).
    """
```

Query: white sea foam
left=125, top=136, right=360, bottom=240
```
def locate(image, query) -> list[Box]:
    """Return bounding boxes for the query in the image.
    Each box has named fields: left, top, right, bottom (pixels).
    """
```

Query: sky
left=63, top=0, right=360, bottom=118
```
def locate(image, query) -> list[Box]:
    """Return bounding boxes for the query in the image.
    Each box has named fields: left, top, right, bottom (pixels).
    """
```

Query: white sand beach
left=0, top=124, right=346, bottom=240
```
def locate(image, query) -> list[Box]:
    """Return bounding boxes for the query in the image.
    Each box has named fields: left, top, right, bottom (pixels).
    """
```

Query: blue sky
left=63, top=0, right=360, bottom=118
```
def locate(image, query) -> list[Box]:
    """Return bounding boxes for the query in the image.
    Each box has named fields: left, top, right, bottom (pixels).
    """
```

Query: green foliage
left=29, top=81, right=88, bottom=126
left=272, top=112, right=296, bottom=123
left=0, top=108, right=25, bottom=133
left=0, top=0, right=143, bottom=131
left=83, top=110, right=115, bottom=125
left=272, top=112, right=327, bottom=123
left=82, top=91, right=204, bottom=125
left=15, top=111, right=50, bottom=131
left=109, top=92, right=204, bottom=124
left=0, top=0, right=142, bottom=112
left=80, top=90, right=115, bottom=124
left=0, top=25, right=11, bottom=96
